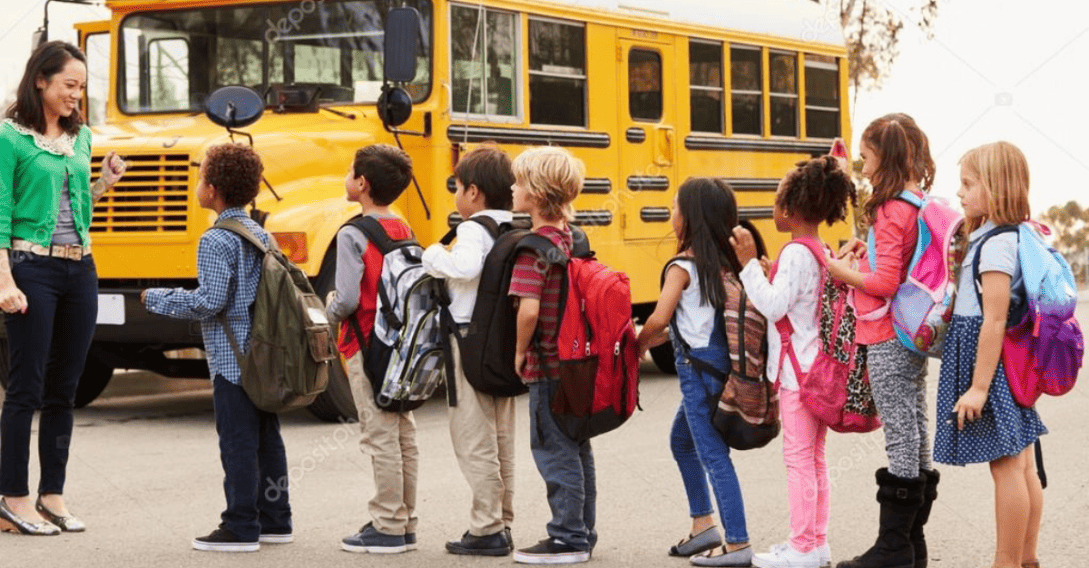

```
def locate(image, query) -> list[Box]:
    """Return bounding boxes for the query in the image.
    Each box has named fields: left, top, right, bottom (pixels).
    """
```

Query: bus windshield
left=119, top=0, right=432, bottom=114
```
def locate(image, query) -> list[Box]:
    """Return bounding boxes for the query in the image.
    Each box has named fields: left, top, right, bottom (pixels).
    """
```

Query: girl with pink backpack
left=731, top=156, right=858, bottom=568
left=823, top=113, right=940, bottom=568
left=934, top=141, right=1047, bottom=568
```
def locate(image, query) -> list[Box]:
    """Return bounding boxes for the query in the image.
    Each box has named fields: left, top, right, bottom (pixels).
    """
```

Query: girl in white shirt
left=731, top=156, right=858, bottom=568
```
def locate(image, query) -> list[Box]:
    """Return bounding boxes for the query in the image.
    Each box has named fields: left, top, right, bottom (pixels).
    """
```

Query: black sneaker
left=192, top=527, right=260, bottom=552
left=513, top=538, right=590, bottom=564
left=446, top=530, right=511, bottom=556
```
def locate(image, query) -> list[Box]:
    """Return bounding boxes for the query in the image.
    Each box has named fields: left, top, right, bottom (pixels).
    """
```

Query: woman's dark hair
left=860, top=112, right=935, bottom=223
left=778, top=156, right=858, bottom=225
left=6, top=41, right=87, bottom=136
left=675, top=177, right=742, bottom=310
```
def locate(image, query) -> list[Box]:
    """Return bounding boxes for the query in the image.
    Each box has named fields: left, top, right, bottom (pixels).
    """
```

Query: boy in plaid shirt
left=143, top=144, right=291, bottom=552
left=507, top=147, right=592, bottom=565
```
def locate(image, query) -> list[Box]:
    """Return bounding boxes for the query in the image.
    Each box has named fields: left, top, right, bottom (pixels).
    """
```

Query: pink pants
left=780, top=387, right=830, bottom=553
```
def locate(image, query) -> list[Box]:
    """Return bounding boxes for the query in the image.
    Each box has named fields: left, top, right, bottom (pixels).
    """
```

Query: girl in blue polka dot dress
left=934, top=141, right=1047, bottom=568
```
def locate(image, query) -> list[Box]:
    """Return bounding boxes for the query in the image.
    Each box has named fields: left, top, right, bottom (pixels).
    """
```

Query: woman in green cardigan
left=0, top=41, right=125, bottom=536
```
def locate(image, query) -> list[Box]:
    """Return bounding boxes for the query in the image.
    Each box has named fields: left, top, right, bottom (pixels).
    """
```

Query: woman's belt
left=10, top=239, right=91, bottom=260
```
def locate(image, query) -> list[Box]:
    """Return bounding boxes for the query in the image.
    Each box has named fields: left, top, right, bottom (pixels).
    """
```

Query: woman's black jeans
left=1, top=251, right=97, bottom=496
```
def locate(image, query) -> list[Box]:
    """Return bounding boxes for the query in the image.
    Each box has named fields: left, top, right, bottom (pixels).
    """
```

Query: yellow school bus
left=55, top=0, right=852, bottom=420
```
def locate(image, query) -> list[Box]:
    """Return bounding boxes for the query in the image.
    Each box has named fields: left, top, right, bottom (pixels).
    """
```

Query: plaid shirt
left=144, top=207, right=267, bottom=385
left=508, top=226, right=572, bottom=383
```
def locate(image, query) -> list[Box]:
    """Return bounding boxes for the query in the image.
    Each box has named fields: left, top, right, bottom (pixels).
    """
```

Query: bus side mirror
left=378, top=86, right=413, bottom=127
left=384, top=7, right=420, bottom=83
left=204, top=86, right=264, bottom=129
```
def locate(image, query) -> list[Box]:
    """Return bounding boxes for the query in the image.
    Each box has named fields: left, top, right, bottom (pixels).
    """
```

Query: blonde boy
left=506, top=147, right=593, bottom=565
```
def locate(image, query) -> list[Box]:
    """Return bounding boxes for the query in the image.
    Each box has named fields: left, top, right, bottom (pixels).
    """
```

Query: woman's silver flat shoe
left=35, top=497, right=85, bottom=533
left=0, top=498, right=61, bottom=535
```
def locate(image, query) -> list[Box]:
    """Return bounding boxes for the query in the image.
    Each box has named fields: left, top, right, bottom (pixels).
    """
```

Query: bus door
left=617, top=33, right=677, bottom=241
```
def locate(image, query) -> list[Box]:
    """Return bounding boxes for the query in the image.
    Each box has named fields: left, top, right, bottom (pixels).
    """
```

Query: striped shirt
left=144, top=207, right=267, bottom=385
left=508, top=225, right=572, bottom=383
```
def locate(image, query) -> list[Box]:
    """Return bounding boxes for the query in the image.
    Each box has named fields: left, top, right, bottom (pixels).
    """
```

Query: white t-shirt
left=421, top=210, right=514, bottom=324
left=739, top=243, right=822, bottom=391
left=670, top=259, right=718, bottom=349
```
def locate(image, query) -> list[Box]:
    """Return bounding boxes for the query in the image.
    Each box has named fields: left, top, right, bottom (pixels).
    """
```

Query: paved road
left=1, top=307, right=1087, bottom=567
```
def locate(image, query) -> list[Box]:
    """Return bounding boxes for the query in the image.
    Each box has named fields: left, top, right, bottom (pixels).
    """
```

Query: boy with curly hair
left=143, top=143, right=291, bottom=552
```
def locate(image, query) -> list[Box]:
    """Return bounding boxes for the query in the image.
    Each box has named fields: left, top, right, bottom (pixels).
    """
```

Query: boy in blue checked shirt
left=141, top=144, right=291, bottom=553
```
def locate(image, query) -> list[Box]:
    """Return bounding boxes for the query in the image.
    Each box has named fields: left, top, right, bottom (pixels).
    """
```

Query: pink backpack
left=867, top=191, right=964, bottom=357
left=771, top=238, right=882, bottom=434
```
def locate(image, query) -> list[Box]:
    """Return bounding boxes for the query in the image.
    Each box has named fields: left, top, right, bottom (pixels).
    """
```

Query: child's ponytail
left=861, top=113, right=936, bottom=222
left=675, top=178, right=741, bottom=310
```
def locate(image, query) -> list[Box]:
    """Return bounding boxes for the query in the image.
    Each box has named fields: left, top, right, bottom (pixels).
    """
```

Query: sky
left=0, top=0, right=1086, bottom=217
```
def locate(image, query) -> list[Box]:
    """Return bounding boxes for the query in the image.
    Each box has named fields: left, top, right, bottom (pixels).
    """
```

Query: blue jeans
left=212, top=376, right=291, bottom=540
left=528, top=379, right=597, bottom=551
left=1, top=253, right=97, bottom=496
left=670, top=330, right=749, bottom=544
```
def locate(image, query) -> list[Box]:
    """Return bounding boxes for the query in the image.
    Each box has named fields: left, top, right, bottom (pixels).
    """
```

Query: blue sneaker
left=341, top=522, right=407, bottom=554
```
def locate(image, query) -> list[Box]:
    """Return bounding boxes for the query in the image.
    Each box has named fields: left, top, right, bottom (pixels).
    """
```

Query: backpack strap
left=439, top=215, right=502, bottom=246
left=971, top=224, right=1020, bottom=312
left=769, top=238, right=824, bottom=388
left=347, top=216, right=418, bottom=331
left=207, top=218, right=273, bottom=369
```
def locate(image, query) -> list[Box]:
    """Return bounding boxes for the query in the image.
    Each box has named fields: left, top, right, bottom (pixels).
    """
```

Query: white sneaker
left=816, top=544, right=831, bottom=568
left=752, top=543, right=820, bottom=568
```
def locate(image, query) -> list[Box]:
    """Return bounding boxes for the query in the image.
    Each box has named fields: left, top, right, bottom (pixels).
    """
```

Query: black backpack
left=441, top=217, right=590, bottom=398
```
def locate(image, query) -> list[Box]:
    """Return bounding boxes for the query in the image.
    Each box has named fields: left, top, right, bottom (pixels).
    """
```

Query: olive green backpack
left=214, top=219, right=336, bottom=412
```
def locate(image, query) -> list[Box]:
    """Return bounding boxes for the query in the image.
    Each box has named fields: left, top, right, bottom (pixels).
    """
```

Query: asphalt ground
left=0, top=302, right=1086, bottom=567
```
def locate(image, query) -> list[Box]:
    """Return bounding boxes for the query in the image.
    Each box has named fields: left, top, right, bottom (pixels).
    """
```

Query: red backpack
left=771, top=238, right=882, bottom=434
left=546, top=245, right=641, bottom=443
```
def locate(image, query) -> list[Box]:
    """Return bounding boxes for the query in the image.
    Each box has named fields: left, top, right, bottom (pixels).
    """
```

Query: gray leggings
left=868, top=338, right=932, bottom=479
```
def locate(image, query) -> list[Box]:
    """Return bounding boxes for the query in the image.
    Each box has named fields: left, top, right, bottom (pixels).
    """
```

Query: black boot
left=835, top=468, right=924, bottom=568
left=911, top=469, right=940, bottom=568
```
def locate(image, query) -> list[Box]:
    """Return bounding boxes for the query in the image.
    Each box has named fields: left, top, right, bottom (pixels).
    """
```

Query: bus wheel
left=74, top=354, right=114, bottom=408
left=649, top=342, right=677, bottom=375
left=306, top=246, right=357, bottom=423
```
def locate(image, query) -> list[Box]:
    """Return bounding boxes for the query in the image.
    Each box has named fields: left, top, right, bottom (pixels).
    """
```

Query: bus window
left=118, top=1, right=433, bottom=114
left=689, top=39, right=723, bottom=133
left=629, top=49, right=662, bottom=122
left=770, top=50, right=798, bottom=137
left=529, top=18, right=586, bottom=127
left=451, top=4, right=519, bottom=119
left=805, top=54, right=840, bottom=138
left=730, top=46, right=761, bottom=136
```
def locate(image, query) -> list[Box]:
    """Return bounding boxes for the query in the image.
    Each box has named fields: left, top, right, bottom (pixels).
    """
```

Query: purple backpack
left=771, top=238, right=882, bottom=434
left=973, top=223, right=1083, bottom=407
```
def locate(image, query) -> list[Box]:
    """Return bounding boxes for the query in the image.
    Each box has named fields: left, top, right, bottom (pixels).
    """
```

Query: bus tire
left=649, top=342, right=677, bottom=375
left=306, top=245, right=357, bottom=423
left=74, top=353, right=114, bottom=408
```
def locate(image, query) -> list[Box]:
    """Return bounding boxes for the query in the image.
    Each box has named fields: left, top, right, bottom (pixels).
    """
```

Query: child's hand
left=514, top=351, right=526, bottom=379
left=825, top=255, right=851, bottom=280
left=729, top=226, right=759, bottom=267
left=837, top=237, right=866, bottom=259
left=139, top=290, right=148, bottom=306
left=758, top=256, right=773, bottom=277
left=952, top=387, right=988, bottom=430
left=325, top=290, right=337, bottom=306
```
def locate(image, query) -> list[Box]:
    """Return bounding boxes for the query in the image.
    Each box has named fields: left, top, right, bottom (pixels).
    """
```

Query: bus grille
left=90, top=154, right=191, bottom=233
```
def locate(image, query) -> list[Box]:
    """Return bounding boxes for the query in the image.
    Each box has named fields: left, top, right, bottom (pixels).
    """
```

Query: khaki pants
left=346, top=351, right=419, bottom=535
left=447, top=333, right=517, bottom=536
